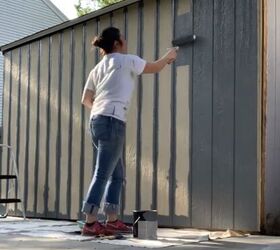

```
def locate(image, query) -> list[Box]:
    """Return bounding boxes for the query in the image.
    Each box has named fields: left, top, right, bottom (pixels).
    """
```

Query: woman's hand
left=143, top=47, right=178, bottom=74
left=164, top=47, right=178, bottom=64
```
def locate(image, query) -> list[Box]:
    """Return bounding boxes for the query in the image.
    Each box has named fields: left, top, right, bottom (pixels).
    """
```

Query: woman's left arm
left=81, top=89, right=95, bottom=109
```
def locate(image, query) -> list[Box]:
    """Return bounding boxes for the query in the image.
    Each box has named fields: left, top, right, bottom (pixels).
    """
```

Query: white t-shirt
left=83, top=53, right=146, bottom=122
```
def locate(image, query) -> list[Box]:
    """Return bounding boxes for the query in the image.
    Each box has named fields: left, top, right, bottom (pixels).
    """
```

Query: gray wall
left=0, top=0, right=67, bottom=127
left=1, top=0, right=260, bottom=231
left=192, top=0, right=259, bottom=231
left=265, top=0, right=280, bottom=234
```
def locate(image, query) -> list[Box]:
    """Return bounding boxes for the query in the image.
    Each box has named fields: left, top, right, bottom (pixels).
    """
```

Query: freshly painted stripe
left=0, top=56, right=5, bottom=195
left=33, top=41, right=41, bottom=216
left=135, top=0, right=143, bottom=211
left=169, top=0, right=177, bottom=225
left=79, top=24, right=87, bottom=219
left=6, top=52, right=13, bottom=200
left=67, top=28, right=75, bottom=217
left=15, top=48, right=22, bottom=214
left=152, top=0, right=160, bottom=211
left=59, top=29, right=72, bottom=217
left=24, top=45, right=31, bottom=215
left=55, top=33, right=63, bottom=217
left=44, top=37, right=51, bottom=216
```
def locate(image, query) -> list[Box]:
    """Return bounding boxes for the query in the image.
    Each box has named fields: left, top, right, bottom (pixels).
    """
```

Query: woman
left=81, top=27, right=177, bottom=236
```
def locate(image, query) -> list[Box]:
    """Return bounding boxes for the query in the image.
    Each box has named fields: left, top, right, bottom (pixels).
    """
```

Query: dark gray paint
left=234, top=0, right=258, bottom=230
left=16, top=48, right=22, bottom=169
left=6, top=52, right=12, bottom=199
left=14, top=48, right=22, bottom=214
left=135, top=1, right=143, bottom=210
left=191, top=0, right=213, bottom=229
left=169, top=0, right=176, bottom=227
left=0, top=0, right=261, bottom=230
left=34, top=41, right=41, bottom=216
left=23, top=45, right=31, bottom=215
left=212, top=0, right=235, bottom=229
left=152, top=0, right=160, bottom=211
left=172, top=0, right=193, bottom=228
left=67, top=29, right=74, bottom=218
left=55, top=33, right=63, bottom=218
left=0, top=55, right=5, bottom=195
left=79, top=25, right=86, bottom=219
left=44, top=38, right=51, bottom=216
left=191, top=0, right=259, bottom=230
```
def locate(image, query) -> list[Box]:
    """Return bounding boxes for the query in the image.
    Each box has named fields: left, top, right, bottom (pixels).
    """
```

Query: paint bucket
left=133, top=210, right=158, bottom=240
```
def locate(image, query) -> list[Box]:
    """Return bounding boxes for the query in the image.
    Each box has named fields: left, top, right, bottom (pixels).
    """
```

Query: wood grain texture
left=212, top=0, right=235, bottom=229
left=10, top=48, right=19, bottom=214
left=1, top=53, right=11, bottom=200
left=234, top=0, right=259, bottom=230
left=59, top=29, right=71, bottom=217
left=71, top=25, right=84, bottom=219
left=140, top=0, right=155, bottom=211
left=27, top=42, right=39, bottom=215
left=265, top=0, right=280, bottom=224
left=124, top=4, right=138, bottom=218
left=157, top=0, right=172, bottom=223
left=191, top=0, right=213, bottom=229
left=37, top=38, right=49, bottom=215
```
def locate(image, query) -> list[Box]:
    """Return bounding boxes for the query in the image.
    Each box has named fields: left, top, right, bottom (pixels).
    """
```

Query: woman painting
left=81, top=27, right=177, bottom=236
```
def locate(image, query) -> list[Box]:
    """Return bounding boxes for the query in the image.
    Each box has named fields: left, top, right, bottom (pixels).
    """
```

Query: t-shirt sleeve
left=128, top=55, right=146, bottom=75
left=84, top=70, right=95, bottom=92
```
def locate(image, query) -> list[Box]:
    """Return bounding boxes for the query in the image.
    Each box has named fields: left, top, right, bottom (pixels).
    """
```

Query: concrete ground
left=0, top=217, right=280, bottom=250
left=1, top=234, right=280, bottom=250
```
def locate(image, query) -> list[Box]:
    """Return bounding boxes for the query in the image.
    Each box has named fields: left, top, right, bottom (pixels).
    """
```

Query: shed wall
left=0, top=0, right=67, bottom=128
left=1, top=0, right=260, bottom=230
left=265, top=0, right=280, bottom=234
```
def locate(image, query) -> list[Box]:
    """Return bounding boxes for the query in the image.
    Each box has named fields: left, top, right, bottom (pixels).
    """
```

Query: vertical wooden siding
left=1, top=0, right=260, bottom=230
left=265, top=0, right=280, bottom=232
left=192, top=0, right=259, bottom=230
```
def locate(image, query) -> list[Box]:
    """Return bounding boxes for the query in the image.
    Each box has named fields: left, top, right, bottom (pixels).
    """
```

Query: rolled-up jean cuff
left=82, top=201, right=99, bottom=215
left=103, top=202, right=120, bottom=214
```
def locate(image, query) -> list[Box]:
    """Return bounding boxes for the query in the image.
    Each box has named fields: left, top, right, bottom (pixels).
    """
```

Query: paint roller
left=168, top=34, right=197, bottom=50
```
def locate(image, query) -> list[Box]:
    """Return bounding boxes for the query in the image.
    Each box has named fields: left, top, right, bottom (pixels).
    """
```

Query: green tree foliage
left=75, top=0, right=123, bottom=17
left=74, top=0, right=94, bottom=16
left=97, top=0, right=123, bottom=8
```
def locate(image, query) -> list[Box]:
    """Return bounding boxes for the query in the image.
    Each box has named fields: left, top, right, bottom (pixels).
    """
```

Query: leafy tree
left=74, top=0, right=94, bottom=16
left=75, top=0, right=123, bottom=17
left=97, top=0, right=123, bottom=8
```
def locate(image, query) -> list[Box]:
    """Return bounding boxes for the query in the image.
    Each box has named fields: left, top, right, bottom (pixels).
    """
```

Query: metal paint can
left=133, top=210, right=158, bottom=240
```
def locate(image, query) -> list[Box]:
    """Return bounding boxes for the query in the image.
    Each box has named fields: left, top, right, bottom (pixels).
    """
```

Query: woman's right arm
left=143, top=47, right=178, bottom=74
left=81, top=70, right=95, bottom=109
left=81, top=89, right=95, bottom=109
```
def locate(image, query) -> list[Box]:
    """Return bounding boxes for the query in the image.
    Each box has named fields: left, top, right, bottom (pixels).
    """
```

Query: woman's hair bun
left=92, top=36, right=103, bottom=48
left=92, top=27, right=121, bottom=53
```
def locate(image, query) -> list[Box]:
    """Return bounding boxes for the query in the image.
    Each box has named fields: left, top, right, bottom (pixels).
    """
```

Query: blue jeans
left=82, top=115, right=125, bottom=216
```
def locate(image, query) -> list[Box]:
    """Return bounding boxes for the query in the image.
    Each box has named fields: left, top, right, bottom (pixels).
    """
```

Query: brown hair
left=92, top=27, right=122, bottom=54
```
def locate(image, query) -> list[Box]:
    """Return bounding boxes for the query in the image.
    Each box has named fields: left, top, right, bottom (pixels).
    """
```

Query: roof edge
left=0, top=0, right=141, bottom=53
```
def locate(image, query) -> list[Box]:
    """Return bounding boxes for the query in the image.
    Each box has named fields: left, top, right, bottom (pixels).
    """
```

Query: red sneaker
left=105, top=219, right=132, bottom=234
left=82, top=221, right=114, bottom=236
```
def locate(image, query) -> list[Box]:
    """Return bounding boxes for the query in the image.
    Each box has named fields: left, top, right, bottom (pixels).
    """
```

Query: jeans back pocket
left=91, top=116, right=111, bottom=141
